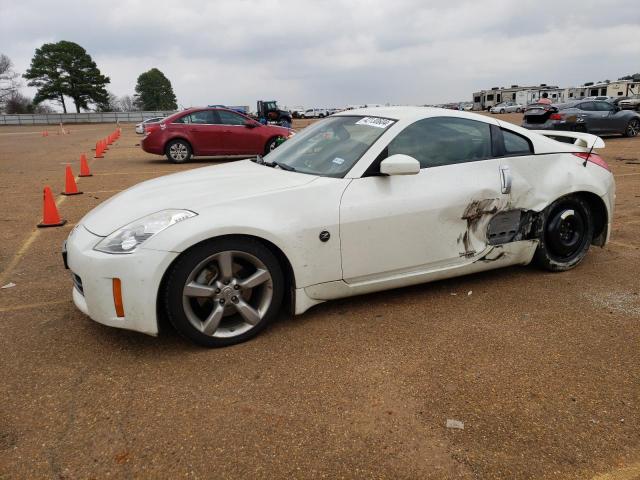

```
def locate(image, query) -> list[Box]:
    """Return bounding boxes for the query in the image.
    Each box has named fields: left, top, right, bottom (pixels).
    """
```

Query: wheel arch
left=156, top=233, right=297, bottom=331
left=164, top=136, right=194, bottom=156
left=572, top=191, right=608, bottom=246
left=535, top=191, right=608, bottom=247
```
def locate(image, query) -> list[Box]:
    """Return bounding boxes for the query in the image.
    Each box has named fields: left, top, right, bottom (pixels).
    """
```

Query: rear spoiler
left=533, top=130, right=605, bottom=149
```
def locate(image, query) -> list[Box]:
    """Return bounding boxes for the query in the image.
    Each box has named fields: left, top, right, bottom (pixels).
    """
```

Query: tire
left=623, top=118, right=640, bottom=137
left=500, top=109, right=505, bottom=114
left=516, top=108, right=522, bottom=113
left=533, top=195, right=594, bottom=272
left=165, top=139, right=192, bottom=163
left=162, top=237, right=284, bottom=347
left=264, top=137, right=282, bottom=154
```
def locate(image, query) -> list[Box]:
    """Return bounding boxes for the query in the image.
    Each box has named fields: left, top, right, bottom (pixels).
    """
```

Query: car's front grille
left=72, top=273, right=84, bottom=296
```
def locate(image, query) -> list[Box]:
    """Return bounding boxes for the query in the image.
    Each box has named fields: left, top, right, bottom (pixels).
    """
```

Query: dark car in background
left=522, top=100, right=640, bottom=137
left=141, top=107, right=292, bottom=163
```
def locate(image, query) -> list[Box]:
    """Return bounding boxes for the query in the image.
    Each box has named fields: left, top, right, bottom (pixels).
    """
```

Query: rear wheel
left=162, top=237, right=284, bottom=347
left=533, top=195, right=593, bottom=272
left=165, top=139, right=192, bottom=163
left=624, top=118, right=640, bottom=137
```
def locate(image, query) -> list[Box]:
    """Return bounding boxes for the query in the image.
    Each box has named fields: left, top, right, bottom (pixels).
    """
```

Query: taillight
left=572, top=152, right=610, bottom=171
left=549, top=113, right=563, bottom=120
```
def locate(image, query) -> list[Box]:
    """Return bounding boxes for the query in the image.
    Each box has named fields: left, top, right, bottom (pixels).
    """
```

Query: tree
left=5, top=92, right=54, bottom=114
left=97, top=91, right=122, bottom=112
left=0, top=54, right=21, bottom=112
left=119, top=94, right=137, bottom=112
left=23, top=40, right=110, bottom=113
left=134, top=68, right=177, bottom=111
left=618, top=73, right=640, bottom=81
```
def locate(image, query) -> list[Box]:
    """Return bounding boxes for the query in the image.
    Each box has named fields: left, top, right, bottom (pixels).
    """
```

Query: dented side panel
left=340, top=159, right=507, bottom=283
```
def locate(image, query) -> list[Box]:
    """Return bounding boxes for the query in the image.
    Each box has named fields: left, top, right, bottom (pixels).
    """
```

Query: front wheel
left=165, top=139, right=192, bottom=163
left=265, top=137, right=284, bottom=154
left=624, top=118, right=640, bottom=137
left=162, top=237, right=284, bottom=347
left=533, top=195, right=594, bottom=272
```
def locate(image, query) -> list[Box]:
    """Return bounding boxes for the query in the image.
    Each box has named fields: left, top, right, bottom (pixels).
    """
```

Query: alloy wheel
left=169, top=143, right=189, bottom=161
left=627, top=119, right=640, bottom=137
left=182, top=250, right=273, bottom=338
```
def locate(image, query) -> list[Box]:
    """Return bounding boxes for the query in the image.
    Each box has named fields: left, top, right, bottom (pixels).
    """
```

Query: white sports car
left=64, top=107, right=615, bottom=347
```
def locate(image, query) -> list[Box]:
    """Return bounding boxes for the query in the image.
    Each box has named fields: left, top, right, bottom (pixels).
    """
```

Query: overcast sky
left=1, top=0, right=639, bottom=110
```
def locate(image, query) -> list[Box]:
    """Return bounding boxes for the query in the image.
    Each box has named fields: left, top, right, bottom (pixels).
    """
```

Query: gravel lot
left=0, top=114, right=639, bottom=479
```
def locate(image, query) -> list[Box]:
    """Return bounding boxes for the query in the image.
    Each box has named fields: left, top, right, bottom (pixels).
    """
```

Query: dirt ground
left=0, top=114, right=639, bottom=479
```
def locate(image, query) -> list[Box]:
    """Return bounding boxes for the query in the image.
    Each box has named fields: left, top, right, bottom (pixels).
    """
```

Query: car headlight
left=94, top=209, right=197, bottom=254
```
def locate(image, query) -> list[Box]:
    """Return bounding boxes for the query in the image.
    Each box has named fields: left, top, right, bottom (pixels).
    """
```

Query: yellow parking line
left=0, top=179, right=77, bottom=285
left=590, top=462, right=640, bottom=480
left=0, top=229, right=43, bottom=286
left=0, top=300, right=68, bottom=313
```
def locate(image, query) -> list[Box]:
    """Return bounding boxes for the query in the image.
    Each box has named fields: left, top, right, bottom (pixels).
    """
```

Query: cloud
left=1, top=0, right=639, bottom=109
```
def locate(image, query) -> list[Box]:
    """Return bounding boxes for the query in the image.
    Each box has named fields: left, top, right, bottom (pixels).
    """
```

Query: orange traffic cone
left=107, top=134, right=113, bottom=145
left=42, top=130, right=48, bottom=137
left=37, top=186, right=66, bottom=228
left=103, top=138, right=109, bottom=151
left=79, top=154, right=92, bottom=177
left=61, top=165, right=82, bottom=196
left=95, top=141, right=104, bottom=158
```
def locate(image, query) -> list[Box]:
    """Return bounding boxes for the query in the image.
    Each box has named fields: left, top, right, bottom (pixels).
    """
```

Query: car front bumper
left=65, top=224, right=178, bottom=336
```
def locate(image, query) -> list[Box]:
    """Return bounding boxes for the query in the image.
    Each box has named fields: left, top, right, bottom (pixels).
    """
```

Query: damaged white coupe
left=64, top=107, right=615, bottom=347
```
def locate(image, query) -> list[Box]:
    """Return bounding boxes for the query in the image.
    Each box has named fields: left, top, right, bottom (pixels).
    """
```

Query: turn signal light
left=112, top=278, right=125, bottom=317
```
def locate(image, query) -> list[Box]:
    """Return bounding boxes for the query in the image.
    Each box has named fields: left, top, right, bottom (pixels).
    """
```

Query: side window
left=387, top=117, right=492, bottom=169
left=502, top=128, right=533, bottom=156
left=578, top=102, right=596, bottom=111
left=173, top=114, right=189, bottom=124
left=217, top=110, right=247, bottom=125
left=594, top=102, right=613, bottom=112
left=189, top=110, right=216, bottom=124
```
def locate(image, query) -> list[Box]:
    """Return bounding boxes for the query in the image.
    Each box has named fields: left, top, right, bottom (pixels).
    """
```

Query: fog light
left=112, top=278, right=125, bottom=317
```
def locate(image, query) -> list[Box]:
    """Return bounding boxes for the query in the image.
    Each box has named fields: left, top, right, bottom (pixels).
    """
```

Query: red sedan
left=141, top=107, right=293, bottom=163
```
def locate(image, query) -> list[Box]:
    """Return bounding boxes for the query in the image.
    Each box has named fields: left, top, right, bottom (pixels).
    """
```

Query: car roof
left=334, top=106, right=500, bottom=125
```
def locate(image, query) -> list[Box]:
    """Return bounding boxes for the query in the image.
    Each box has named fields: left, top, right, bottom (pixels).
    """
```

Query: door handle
left=500, top=165, right=512, bottom=194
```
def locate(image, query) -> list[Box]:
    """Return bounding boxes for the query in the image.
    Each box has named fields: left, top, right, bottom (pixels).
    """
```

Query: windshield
left=264, top=115, right=395, bottom=177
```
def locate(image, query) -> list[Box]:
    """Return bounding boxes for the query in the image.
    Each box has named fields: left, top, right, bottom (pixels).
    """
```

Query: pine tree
left=24, top=41, right=110, bottom=113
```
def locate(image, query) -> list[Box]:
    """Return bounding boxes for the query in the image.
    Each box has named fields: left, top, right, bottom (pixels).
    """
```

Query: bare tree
left=119, top=94, right=137, bottom=112
left=4, top=92, right=53, bottom=114
left=0, top=54, right=21, bottom=111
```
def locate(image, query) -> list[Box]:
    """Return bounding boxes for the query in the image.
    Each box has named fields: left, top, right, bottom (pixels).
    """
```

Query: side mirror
left=379, top=154, right=421, bottom=176
left=244, top=120, right=258, bottom=128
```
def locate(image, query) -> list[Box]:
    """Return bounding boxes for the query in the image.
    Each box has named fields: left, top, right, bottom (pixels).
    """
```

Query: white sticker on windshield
left=355, top=117, right=393, bottom=129
left=332, top=157, right=345, bottom=165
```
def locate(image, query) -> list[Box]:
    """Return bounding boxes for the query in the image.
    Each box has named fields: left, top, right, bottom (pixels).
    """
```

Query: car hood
left=82, top=160, right=317, bottom=236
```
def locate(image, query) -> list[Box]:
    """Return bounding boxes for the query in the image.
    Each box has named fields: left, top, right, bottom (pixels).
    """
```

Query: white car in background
left=302, top=108, right=328, bottom=118
left=135, top=116, right=165, bottom=134
left=490, top=102, right=523, bottom=113
left=64, top=107, right=614, bottom=347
